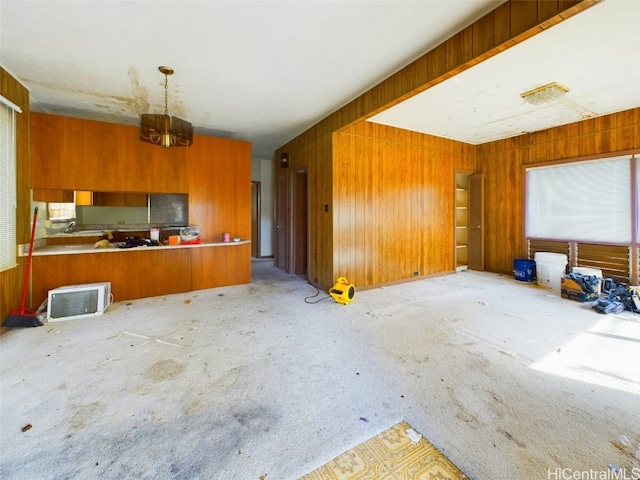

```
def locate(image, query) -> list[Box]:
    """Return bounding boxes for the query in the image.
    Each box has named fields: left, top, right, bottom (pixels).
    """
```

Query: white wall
left=251, top=157, right=274, bottom=257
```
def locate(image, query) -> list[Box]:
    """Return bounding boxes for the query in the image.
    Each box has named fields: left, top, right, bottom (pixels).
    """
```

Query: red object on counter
left=180, top=239, right=201, bottom=245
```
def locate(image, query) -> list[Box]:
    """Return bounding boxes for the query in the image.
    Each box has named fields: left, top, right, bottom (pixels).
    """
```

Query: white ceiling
left=369, top=0, right=640, bottom=144
left=1, top=1, right=638, bottom=160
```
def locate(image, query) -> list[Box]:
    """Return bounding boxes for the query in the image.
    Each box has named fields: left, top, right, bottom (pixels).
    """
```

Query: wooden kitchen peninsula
left=28, top=112, right=253, bottom=309
left=30, top=241, right=251, bottom=307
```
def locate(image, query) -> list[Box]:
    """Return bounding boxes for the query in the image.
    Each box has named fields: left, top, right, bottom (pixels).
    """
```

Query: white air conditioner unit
left=47, top=282, right=112, bottom=322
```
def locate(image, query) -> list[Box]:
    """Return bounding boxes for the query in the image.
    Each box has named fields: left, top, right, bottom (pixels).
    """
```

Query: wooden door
left=292, top=171, right=308, bottom=275
left=468, top=173, right=484, bottom=271
left=275, top=174, right=288, bottom=271
left=251, top=182, right=260, bottom=258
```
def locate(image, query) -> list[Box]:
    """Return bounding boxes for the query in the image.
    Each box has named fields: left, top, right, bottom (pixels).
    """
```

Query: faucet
left=64, top=221, right=76, bottom=233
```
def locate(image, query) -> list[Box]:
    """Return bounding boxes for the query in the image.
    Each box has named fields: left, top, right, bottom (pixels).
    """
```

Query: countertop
left=26, top=240, right=250, bottom=257
left=43, top=229, right=170, bottom=239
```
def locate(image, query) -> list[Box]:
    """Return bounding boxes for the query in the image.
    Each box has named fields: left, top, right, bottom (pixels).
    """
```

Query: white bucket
left=572, top=266, right=603, bottom=293
left=535, top=252, right=568, bottom=290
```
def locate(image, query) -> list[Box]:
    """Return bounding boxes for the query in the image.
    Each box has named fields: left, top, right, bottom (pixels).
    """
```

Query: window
left=0, top=96, right=21, bottom=273
left=48, top=202, right=76, bottom=221
left=526, top=155, right=633, bottom=243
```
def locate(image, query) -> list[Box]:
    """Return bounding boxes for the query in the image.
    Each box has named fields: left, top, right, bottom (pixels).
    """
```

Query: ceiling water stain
left=127, top=66, right=150, bottom=115
left=23, top=69, right=150, bottom=117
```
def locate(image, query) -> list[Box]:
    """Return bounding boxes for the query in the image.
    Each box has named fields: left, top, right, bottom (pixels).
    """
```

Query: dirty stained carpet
left=1, top=259, right=638, bottom=479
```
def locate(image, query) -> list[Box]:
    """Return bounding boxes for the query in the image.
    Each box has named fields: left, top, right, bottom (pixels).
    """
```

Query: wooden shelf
left=455, top=174, right=469, bottom=269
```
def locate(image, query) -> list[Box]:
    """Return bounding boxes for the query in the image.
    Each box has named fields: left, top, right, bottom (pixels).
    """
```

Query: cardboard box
left=561, top=277, right=599, bottom=302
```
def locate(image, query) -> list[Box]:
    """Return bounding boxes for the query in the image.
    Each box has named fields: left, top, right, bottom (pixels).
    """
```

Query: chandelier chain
left=164, top=74, right=169, bottom=116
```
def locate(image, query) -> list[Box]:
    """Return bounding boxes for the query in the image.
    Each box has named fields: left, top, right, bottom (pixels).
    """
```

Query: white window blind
left=526, top=156, right=632, bottom=243
left=637, top=155, right=640, bottom=241
left=0, top=97, right=18, bottom=272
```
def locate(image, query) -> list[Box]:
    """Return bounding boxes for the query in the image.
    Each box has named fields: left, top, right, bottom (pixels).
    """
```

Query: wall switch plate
left=324, top=204, right=329, bottom=212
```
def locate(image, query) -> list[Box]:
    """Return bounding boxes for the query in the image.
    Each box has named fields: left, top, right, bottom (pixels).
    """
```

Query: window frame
left=0, top=95, right=22, bottom=273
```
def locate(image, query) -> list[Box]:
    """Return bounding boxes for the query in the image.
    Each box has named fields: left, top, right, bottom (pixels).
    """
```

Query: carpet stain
left=486, top=390, right=505, bottom=406
left=499, top=429, right=526, bottom=448
left=451, top=398, right=481, bottom=426
left=68, top=401, right=107, bottom=430
left=233, top=405, right=273, bottom=432
left=146, top=359, right=185, bottom=382
left=185, top=394, right=205, bottom=415
left=611, top=440, right=637, bottom=460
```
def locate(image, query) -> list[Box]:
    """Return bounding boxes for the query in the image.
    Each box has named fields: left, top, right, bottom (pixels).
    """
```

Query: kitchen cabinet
left=34, top=188, right=149, bottom=207
left=30, top=114, right=84, bottom=190
left=32, top=248, right=192, bottom=304
left=32, top=189, right=75, bottom=203
left=92, top=192, right=148, bottom=207
left=125, top=193, right=148, bottom=207
left=75, top=191, right=93, bottom=206
left=75, top=191, right=148, bottom=207
left=29, top=112, right=253, bottom=301
left=30, top=242, right=251, bottom=305
left=92, top=192, right=125, bottom=206
left=30, top=113, right=188, bottom=193
left=190, top=242, right=251, bottom=289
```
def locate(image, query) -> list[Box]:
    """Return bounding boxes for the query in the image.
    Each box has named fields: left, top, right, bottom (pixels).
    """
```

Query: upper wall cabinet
left=32, top=188, right=75, bottom=203
left=30, top=113, right=189, bottom=193
left=92, top=192, right=148, bottom=207
left=31, top=114, right=84, bottom=190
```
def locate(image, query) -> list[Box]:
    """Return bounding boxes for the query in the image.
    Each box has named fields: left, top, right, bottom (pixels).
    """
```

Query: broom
left=4, top=206, right=43, bottom=327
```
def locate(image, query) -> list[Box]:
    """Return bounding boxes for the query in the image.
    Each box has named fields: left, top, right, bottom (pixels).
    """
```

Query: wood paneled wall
left=0, top=68, right=30, bottom=335
left=477, top=107, right=640, bottom=275
left=334, top=122, right=475, bottom=287
left=188, top=135, right=252, bottom=243
left=275, top=129, right=334, bottom=289
left=275, top=0, right=599, bottom=290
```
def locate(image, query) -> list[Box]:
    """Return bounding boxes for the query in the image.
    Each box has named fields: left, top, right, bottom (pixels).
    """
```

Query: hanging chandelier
left=140, top=66, right=193, bottom=148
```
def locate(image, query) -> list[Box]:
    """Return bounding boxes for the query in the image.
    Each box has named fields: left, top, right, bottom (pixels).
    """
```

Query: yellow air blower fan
left=329, top=277, right=355, bottom=305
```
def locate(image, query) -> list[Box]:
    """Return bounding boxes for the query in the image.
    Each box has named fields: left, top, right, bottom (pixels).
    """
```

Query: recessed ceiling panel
left=368, top=0, right=640, bottom=145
